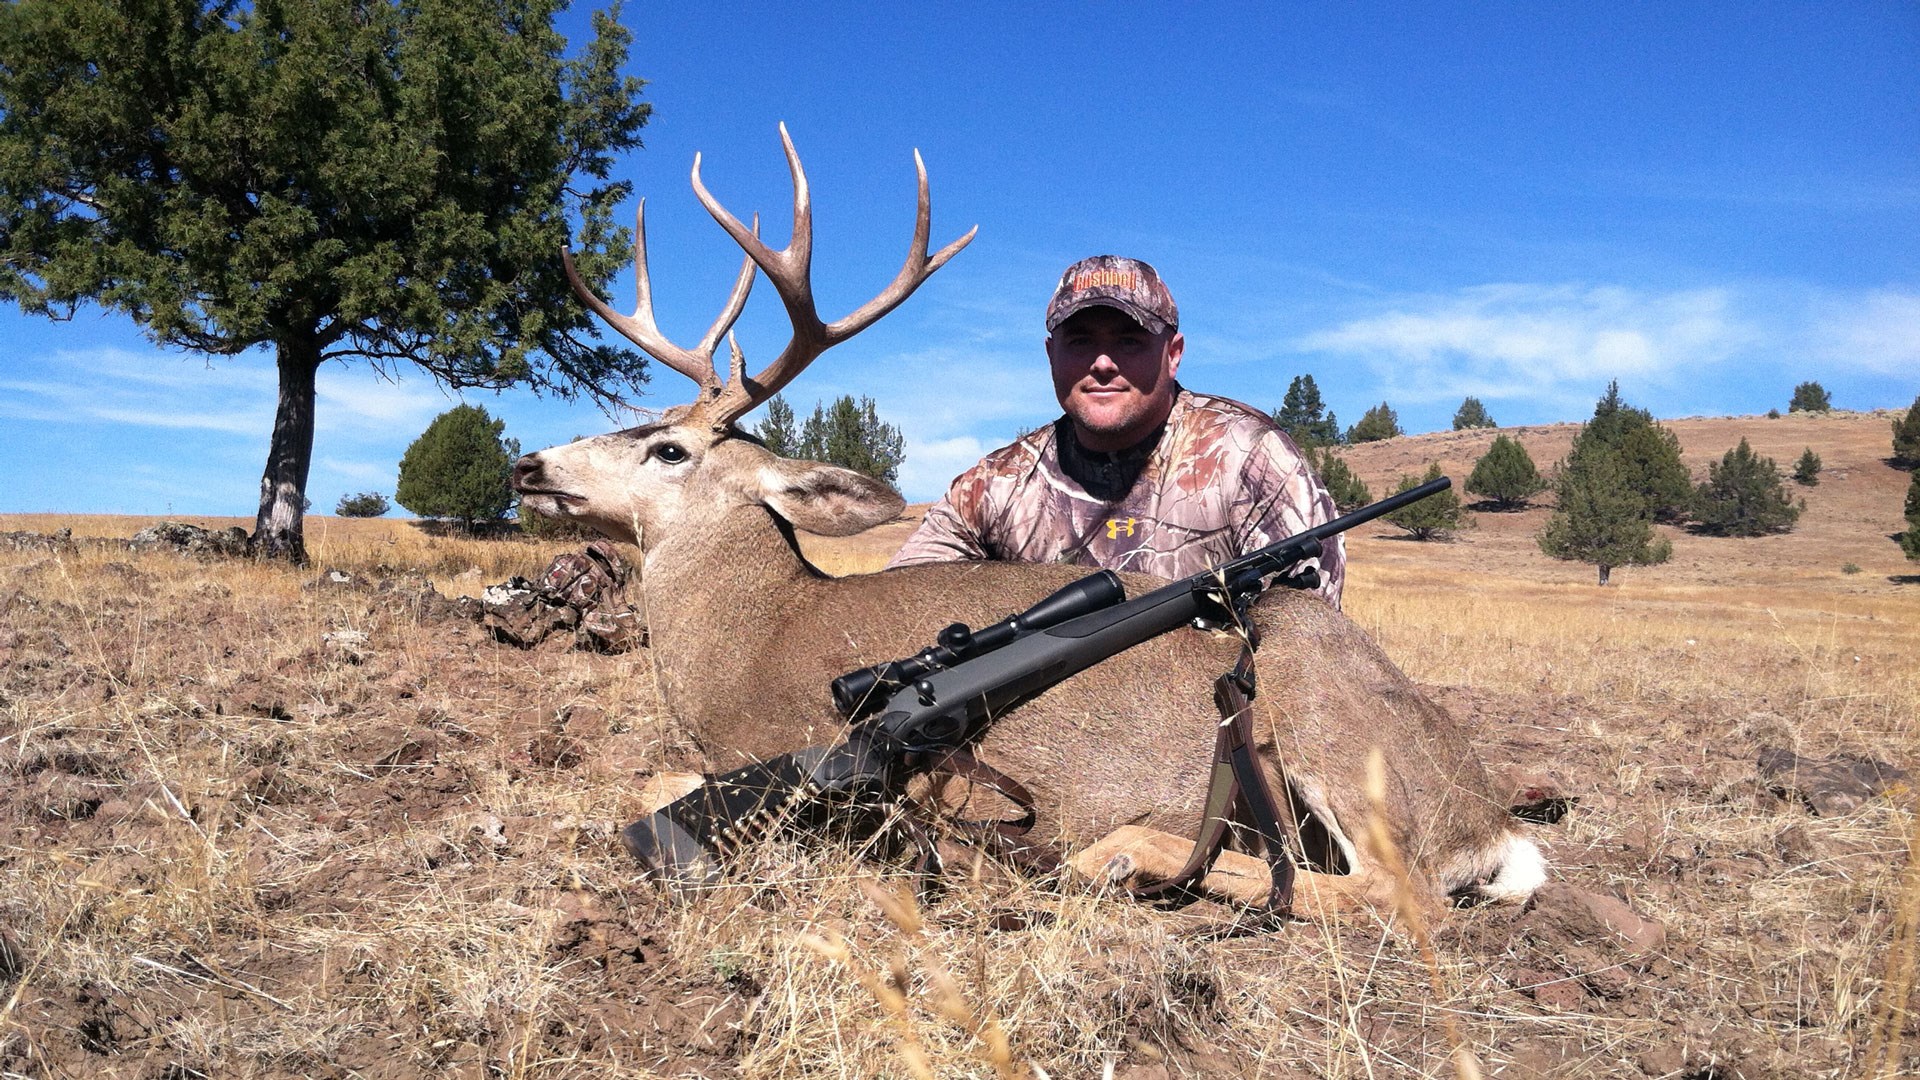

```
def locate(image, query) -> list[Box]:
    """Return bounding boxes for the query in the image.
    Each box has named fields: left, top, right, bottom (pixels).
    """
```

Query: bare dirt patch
left=2, top=410, right=1915, bottom=1077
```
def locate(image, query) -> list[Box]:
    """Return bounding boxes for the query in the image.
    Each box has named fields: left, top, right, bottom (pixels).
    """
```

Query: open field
left=2, top=409, right=1915, bottom=1078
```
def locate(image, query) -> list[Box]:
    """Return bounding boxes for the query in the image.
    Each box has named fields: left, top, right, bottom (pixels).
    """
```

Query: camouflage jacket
left=886, top=388, right=1345, bottom=606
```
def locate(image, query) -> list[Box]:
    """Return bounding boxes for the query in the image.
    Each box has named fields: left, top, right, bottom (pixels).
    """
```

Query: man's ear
left=1165, top=331, right=1185, bottom=379
left=756, top=458, right=906, bottom=536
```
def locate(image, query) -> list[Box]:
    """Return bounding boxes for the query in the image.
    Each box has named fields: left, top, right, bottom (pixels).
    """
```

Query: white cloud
left=898, top=435, right=990, bottom=503
left=315, top=369, right=457, bottom=431
left=1294, top=284, right=1751, bottom=410
left=317, top=456, right=393, bottom=483
left=0, top=348, right=274, bottom=433
left=90, top=406, right=263, bottom=434
left=1812, top=289, right=1920, bottom=377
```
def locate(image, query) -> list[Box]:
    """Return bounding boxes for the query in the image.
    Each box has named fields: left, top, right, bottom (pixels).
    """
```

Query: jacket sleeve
left=1234, top=429, right=1346, bottom=608
left=885, top=474, right=993, bottom=569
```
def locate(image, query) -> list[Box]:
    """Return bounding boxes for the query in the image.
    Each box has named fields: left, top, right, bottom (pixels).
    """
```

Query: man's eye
left=652, top=443, right=688, bottom=464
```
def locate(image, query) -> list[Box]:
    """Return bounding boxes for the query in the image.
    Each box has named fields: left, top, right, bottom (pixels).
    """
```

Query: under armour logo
left=1106, top=517, right=1137, bottom=539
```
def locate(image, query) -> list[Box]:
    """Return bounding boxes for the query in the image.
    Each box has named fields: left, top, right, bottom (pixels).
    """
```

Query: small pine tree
left=1788, top=382, right=1832, bottom=412
left=1538, top=443, right=1673, bottom=585
left=1792, top=447, right=1822, bottom=486
left=335, top=492, right=391, bottom=517
left=395, top=405, right=519, bottom=532
left=1904, top=471, right=1920, bottom=559
left=1690, top=438, right=1801, bottom=537
left=1571, top=381, right=1691, bottom=522
left=1466, top=434, right=1547, bottom=510
left=1767, top=408, right=1781, bottom=419
left=1452, top=396, right=1496, bottom=430
left=1308, top=446, right=1372, bottom=513
left=755, top=394, right=803, bottom=457
left=1346, top=402, right=1402, bottom=443
left=1891, top=395, right=1920, bottom=467
left=1383, top=463, right=1464, bottom=540
left=1273, top=375, right=1341, bottom=447
left=795, top=395, right=906, bottom=487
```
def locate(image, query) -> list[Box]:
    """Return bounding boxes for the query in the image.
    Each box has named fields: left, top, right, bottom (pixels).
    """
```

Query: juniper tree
left=1690, top=438, right=1801, bottom=537
left=1538, top=443, right=1672, bottom=585
left=1789, top=381, right=1832, bottom=413
left=1273, top=375, right=1341, bottom=448
left=1792, top=447, right=1822, bottom=486
left=335, top=492, right=391, bottom=518
left=1346, top=402, right=1402, bottom=443
left=1384, top=463, right=1464, bottom=540
left=1452, top=396, right=1496, bottom=430
left=1571, top=381, right=1691, bottom=522
left=396, top=405, right=519, bottom=532
left=1892, top=395, right=1920, bottom=467
left=0, top=0, right=649, bottom=562
left=1308, top=446, right=1372, bottom=513
left=1466, top=434, right=1547, bottom=510
left=1905, top=472, right=1920, bottom=560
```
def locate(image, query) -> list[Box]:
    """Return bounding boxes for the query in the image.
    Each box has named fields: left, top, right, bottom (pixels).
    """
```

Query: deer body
left=517, top=128, right=1544, bottom=910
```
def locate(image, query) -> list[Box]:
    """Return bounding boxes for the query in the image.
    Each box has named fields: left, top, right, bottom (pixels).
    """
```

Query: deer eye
left=652, top=443, right=689, bottom=464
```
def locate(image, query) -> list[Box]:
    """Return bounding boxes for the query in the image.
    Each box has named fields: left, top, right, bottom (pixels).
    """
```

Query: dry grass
left=2, top=408, right=1915, bottom=1077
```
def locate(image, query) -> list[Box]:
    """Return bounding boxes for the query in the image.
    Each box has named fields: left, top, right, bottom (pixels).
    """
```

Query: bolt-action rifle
left=625, top=477, right=1454, bottom=885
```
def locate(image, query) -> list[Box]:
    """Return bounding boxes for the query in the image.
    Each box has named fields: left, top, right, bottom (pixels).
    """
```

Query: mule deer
left=514, top=126, right=1545, bottom=915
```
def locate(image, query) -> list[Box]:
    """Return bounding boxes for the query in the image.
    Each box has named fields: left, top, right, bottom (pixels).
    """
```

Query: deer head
left=513, top=125, right=975, bottom=551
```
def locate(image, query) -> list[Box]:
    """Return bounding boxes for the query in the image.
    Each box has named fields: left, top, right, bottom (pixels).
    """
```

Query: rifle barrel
left=1297, top=475, right=1451, bottom=543
left=1220, top=475, right=1451, bottom=582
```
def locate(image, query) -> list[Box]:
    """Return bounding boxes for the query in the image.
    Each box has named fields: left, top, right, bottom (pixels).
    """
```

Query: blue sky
left=2, top=2, right=1916, bottom=512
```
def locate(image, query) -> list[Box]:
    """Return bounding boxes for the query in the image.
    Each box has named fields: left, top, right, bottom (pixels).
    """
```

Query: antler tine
left=824, top=147, right=979, bottom=343
left=690, top=127, right=823, bottom=339
left=697, top=213, right=760, bottom=361
left=559, top=200, right=758, bottom=400
left=696, top=125, right=977, bottom=430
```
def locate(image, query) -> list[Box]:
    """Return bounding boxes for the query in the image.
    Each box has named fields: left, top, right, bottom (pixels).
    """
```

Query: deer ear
left=756, top=459, right=905, bottom=536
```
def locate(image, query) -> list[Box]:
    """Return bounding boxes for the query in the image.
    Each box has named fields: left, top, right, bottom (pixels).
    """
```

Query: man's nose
left=1087, top=350, right=1121, bottom=375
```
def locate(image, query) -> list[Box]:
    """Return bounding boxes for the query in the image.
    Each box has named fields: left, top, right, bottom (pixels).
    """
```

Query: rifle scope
left=830, top=570, right=1125, bottom=721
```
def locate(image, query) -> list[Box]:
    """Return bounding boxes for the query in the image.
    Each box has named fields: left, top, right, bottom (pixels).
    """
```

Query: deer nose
left=512, top=454, right=541, bottom=489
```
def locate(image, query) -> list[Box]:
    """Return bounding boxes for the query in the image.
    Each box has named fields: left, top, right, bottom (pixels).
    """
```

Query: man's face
left=1046, top=305, right=1185, bottom=452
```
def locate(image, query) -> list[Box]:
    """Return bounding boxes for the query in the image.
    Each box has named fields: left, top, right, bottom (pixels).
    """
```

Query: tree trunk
left=252, top=337, right=322, bottom=564
left=1597, top=563, right=1612, bottom=586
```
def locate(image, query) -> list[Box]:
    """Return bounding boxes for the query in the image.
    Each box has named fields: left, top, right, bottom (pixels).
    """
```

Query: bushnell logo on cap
left=1046, top=255, right=1180, bottom=336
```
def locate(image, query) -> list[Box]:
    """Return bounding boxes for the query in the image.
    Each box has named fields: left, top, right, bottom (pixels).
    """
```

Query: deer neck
left=638, top=503, right=818, bottom=723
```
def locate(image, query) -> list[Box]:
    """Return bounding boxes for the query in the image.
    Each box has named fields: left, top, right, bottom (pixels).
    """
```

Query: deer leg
left=1068, top=825, right=1399, bottom=920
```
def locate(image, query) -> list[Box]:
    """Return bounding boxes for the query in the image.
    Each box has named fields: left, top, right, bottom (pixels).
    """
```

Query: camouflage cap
left=1045, top=255, right=1179, bottom=336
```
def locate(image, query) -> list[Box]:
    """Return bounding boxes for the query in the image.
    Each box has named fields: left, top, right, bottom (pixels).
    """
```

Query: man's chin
left=1065, top=404, right=1156, bottom=444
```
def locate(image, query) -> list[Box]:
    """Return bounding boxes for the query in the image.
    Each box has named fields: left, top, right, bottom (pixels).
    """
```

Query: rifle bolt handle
left=915, top=680, right=938, bottom=706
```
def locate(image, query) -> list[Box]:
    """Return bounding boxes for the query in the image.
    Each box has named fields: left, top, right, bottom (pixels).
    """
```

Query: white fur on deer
left=515, top=127, right=1544, bottom=914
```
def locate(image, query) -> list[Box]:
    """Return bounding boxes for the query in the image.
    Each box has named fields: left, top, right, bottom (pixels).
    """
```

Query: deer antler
left=560, top=204, right=759, bottom=412
left=566, top=124, right=977, bottom=433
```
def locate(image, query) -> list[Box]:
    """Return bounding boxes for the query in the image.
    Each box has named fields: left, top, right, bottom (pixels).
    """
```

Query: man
left=887, top=255, right=1345, bottom=607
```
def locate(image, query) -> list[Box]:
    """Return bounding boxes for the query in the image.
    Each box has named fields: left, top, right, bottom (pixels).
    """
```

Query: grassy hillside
left=0, top=409, right=1914, bottom=1078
